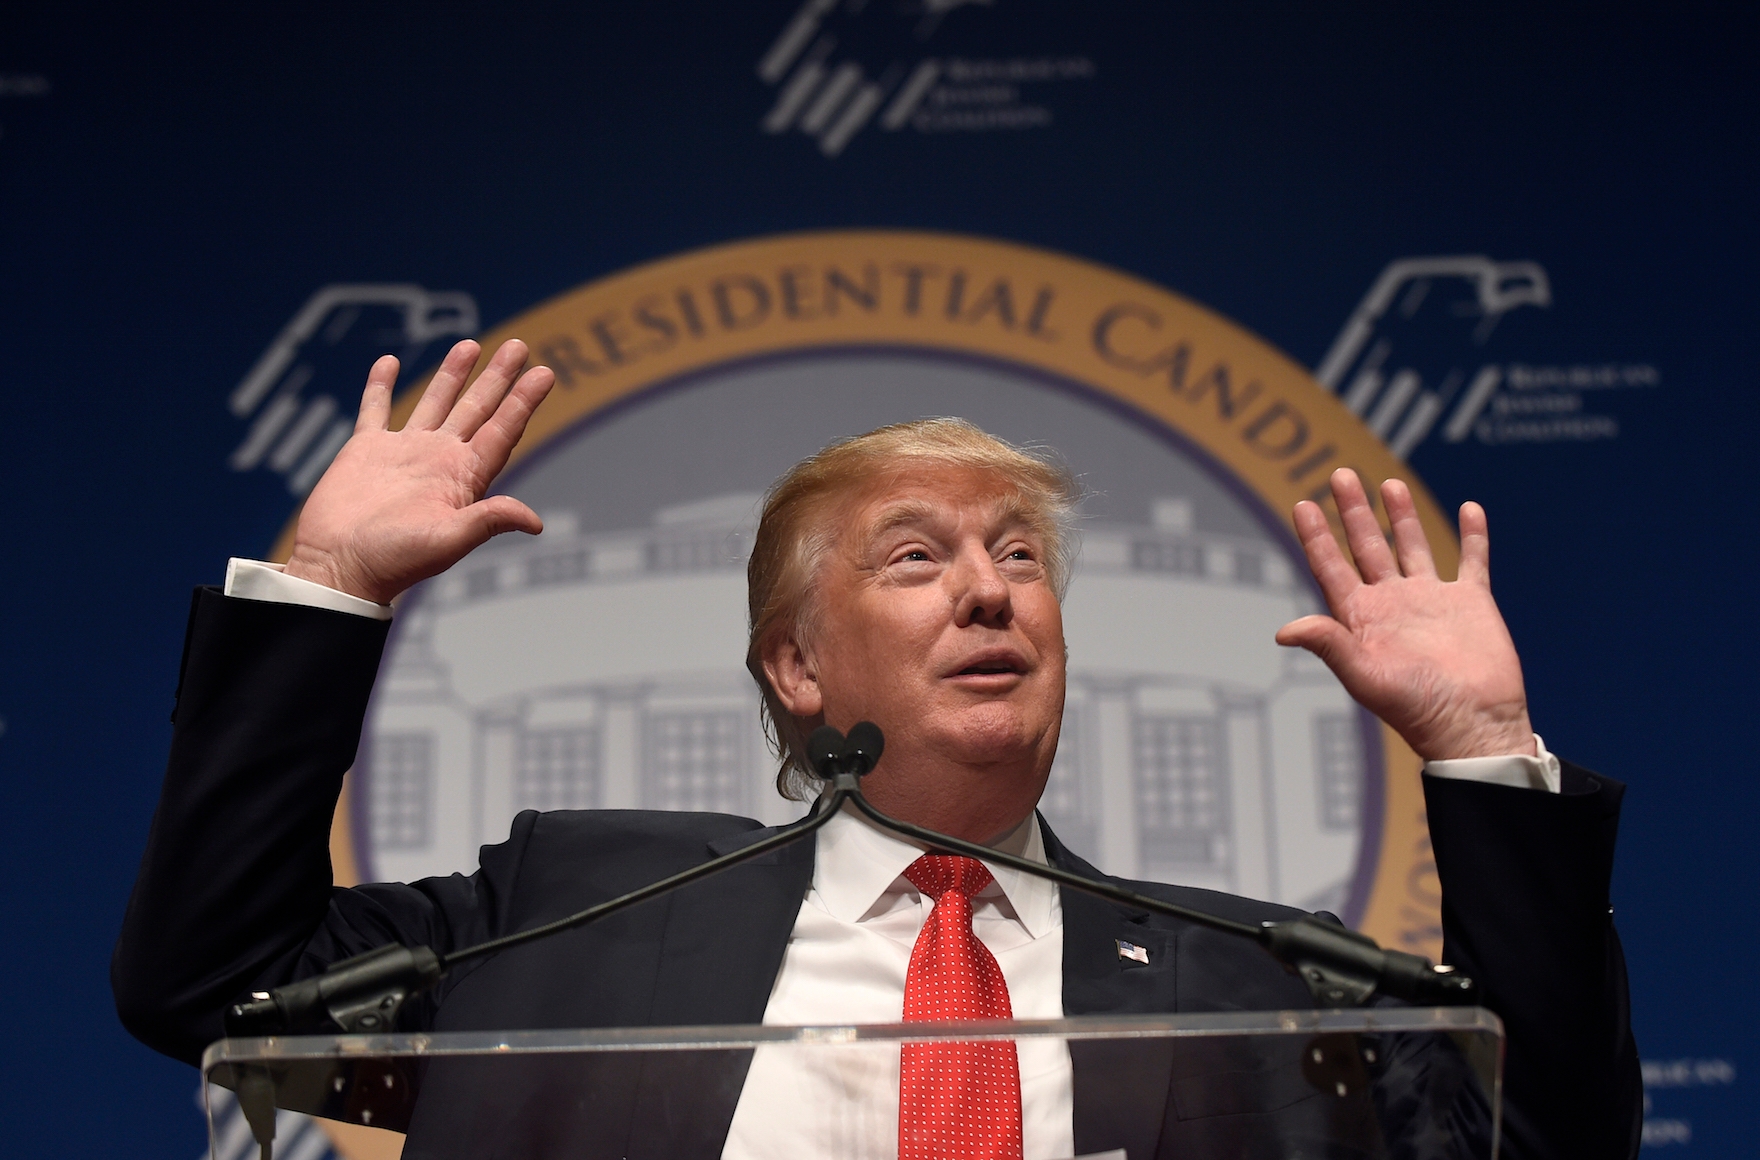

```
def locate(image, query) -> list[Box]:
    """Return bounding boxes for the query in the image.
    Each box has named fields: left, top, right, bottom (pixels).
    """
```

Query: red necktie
left=898, top=854, right=1024, bottom=1160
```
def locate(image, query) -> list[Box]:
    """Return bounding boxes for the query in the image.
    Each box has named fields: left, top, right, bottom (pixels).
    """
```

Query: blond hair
left=745, top=418, right=1079, bottom=800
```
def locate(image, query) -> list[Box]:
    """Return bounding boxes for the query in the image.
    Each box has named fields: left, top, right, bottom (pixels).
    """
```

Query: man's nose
left=952, top=548, right=1012, bottom=627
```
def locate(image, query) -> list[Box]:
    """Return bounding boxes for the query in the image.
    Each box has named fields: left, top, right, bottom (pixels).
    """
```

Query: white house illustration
left=363, top=493, right=1367, bottom=912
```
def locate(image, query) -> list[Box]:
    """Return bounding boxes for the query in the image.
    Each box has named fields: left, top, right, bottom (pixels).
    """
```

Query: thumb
left=1275, top=615, right=1365, bottom=675
left=454, top=495, right=544, bottom=548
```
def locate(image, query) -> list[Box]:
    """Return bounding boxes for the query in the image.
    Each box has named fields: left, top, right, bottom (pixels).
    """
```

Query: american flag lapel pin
left=1116, top=939, right=1150, bottom=966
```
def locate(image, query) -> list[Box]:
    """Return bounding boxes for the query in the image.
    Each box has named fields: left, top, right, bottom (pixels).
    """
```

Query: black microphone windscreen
left=807, top=725, right=847, bottom=777
left=845, top=721, right=885, bottom=773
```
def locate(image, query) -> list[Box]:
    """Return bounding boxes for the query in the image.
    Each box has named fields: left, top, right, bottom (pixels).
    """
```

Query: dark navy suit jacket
left=113, top=589, right=1641, bottom=1158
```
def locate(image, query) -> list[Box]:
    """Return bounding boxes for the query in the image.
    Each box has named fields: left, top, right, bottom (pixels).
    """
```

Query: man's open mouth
left=949, top=650, right=1028, bottom=678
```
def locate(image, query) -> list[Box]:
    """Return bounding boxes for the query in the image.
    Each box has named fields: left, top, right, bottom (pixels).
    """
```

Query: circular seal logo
left=285, top=230, right=1454, bottom=984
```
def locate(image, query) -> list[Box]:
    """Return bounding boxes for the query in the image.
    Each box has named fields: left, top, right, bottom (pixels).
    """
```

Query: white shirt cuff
left=223, top=558, right=392, bottom=621
left=1424, top=733, right=1561, bottom=794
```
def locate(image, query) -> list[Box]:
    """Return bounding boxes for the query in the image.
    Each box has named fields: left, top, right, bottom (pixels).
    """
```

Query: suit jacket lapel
left=625, top=819, right=818, bottom=1160
left=1046, top=818, right=1179, bottom=1160
left=645, top=818, right=818, bottom=1025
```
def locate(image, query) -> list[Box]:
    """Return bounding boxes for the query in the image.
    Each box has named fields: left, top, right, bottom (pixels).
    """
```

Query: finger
left=1381, top=478, right=1437, bottom=578
left=354, top=355, right=399, bottom=433
left=452, top=495, right=544, bottom=550
left=1291, top=499, right=1363, bottom=612
left=407, top=340, right=483, bottom=431
left=1459, top=501, right=1491, bottom=586
left=470, top=364, right=557, bottom=473
left=1274, top=614, right=1367, bottom=676
left=442, top=339, right=528, bottom=440
left=1331, top=468, right=1399, bottom=583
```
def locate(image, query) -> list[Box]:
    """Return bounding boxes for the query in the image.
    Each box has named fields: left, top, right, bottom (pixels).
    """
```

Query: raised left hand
left=1275, top=469, right=1536, bottom=762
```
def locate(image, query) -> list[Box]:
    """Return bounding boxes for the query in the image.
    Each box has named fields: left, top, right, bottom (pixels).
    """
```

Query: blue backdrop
left=2, top=2, right=1754, bottom=1154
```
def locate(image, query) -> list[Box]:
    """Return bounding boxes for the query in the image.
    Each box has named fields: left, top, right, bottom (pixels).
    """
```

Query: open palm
left=283, top=339, right=556, bottom=606
left=1276, top=470, right=1536, bottom=762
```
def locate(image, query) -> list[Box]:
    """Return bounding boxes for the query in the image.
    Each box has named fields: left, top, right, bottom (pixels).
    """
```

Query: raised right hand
left=282, top=338, right=557, bottom=605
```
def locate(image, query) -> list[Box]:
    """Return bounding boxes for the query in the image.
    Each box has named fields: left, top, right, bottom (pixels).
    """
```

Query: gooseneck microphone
left=224, top=720, right=1471, bottom=1158
left=812, top=720, right=884, bottom=776
left=226, top=724, right=880, bottom=1041
left=224, top=720, right=1474, bottom=1159
left=808, top=724, right=1473, bottom=1011
left=228, top=720, right=1471, bottom=1043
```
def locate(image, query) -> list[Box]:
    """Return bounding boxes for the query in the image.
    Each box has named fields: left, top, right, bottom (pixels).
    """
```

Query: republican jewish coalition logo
left=753, top=0, right=1094, bottom=157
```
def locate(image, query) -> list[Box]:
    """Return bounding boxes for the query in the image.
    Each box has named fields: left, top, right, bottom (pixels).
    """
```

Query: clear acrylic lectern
left=204, top=1007, right=1503, bottom=1160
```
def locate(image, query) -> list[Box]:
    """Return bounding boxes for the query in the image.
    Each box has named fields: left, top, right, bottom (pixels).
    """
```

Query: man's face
left=765, top=464, right=1067, bottom=834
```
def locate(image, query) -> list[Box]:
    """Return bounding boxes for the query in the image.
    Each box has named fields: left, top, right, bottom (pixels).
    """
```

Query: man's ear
left=761, top=634, right=823, bottom=718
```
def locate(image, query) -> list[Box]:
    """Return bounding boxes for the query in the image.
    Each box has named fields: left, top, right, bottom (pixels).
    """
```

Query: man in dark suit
left=114, top=338, right=1639, bottom=1159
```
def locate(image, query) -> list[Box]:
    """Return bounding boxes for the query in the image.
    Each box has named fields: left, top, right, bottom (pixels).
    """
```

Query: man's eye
left=1007, top=549, right=1034, bottom=561
left=900, top=550, right=931, bottom=562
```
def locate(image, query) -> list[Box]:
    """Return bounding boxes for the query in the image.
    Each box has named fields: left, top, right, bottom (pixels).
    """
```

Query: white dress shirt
left=220, top=556, right=1562, bottom=1157
left=723, top=804, right=1071, bottom=1160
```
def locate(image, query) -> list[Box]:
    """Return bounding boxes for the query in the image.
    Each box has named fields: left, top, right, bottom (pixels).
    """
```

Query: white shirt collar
left=810, top=799, right=1059, bottom=939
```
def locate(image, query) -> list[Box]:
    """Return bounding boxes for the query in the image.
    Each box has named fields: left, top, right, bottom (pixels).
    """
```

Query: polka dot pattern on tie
left=898, top=854, right=1023, bottom=1160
